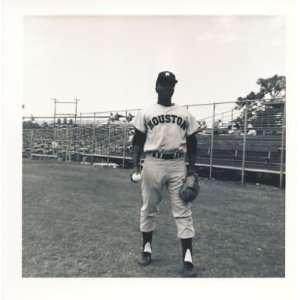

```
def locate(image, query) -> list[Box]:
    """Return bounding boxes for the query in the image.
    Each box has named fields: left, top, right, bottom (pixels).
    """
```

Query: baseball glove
left=179, top=171, right=200, bottom=204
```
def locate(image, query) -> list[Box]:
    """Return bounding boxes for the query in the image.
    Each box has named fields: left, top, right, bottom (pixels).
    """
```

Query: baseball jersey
left=133, top=103, right=199, bottom=153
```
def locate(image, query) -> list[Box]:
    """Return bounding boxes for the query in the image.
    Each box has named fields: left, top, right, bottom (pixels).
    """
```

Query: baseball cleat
left=138, top=252, right=152, bottom=266
left=182, top=262, right=197, bottom=277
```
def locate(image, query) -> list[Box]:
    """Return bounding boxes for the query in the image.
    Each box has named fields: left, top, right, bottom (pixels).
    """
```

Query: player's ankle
left=142, top=231, right=153, bottom=253
left=181, top=238, right=193, bottom=263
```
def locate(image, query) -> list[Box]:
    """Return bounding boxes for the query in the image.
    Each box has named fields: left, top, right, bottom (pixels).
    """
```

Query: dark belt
left=145, top=150, right=185, bottom=160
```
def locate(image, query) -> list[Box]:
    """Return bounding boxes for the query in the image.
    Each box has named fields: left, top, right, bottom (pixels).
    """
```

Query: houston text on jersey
left=147, top=114, right=187, bottom=130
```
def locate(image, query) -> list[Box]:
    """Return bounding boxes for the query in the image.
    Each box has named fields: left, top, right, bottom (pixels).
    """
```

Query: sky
left=23, top=15, right=285, bottom=121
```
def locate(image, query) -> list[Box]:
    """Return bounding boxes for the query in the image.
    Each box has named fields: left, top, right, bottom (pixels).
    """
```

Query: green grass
left=22, top=160, right=285, bottom=277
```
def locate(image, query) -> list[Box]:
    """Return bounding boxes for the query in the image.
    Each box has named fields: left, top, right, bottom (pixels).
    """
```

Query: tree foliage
left=23, top=120, right=41, bottom=129
left=234, top=74, right=285, bottom=134
left=41, top=121, right=49, bottom=128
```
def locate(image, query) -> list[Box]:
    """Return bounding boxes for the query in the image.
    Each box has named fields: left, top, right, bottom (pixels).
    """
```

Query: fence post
left=53, top=123, right=57, bottom=140
left=68, top=127, right=72, bottom=162
left=93, top=112, right=96, bottom=154
left=79, top=113, right=82, bottom=153
left=122, top=125, right=127, bottom=168
left=241, top=107, right=248, bottom=184
left=53, top=122, right=57, bottom=158
left=209, top=103, right=216, bottom=179
left=53, top=128, right=56, bottom=156
left=65, top=128, right=68, bottom=162
left=107, top=124, right=111, bottom=163
left=30, top=130, right=34, bottom=159
left=279, top=100, right=286, bottom=189
left=64, top=128, right=67, bottom=161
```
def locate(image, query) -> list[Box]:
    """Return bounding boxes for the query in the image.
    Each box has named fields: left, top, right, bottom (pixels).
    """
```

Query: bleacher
left=195, top=134, right=284, bottom=173
left=23, top=97, right=286, bottom=179
left=23, top=124, right=285, bottom=173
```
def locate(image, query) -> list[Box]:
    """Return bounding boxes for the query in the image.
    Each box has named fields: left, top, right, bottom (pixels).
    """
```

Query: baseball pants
left=140, top=156, right=195, bottom=239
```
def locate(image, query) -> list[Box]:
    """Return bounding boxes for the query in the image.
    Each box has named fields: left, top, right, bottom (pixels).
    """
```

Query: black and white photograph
left=22, top=15, right=285, bottom=278
left=1, top=0, right=299, bottom=299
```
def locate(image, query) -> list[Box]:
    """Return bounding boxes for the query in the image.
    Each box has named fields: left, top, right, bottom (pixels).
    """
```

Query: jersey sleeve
left=186, top=111, right=199, bottom=136
left=133, top=109, right=146, bottom=133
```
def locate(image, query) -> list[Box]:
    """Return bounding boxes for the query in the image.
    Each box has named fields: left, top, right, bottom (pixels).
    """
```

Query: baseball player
left=132, top=71, right=199, bottom=277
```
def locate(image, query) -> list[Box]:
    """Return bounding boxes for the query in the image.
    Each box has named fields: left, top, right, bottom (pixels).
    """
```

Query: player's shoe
left=182, top=262, right=197, bottom=277
left=138, top=252, right=152, bottom=266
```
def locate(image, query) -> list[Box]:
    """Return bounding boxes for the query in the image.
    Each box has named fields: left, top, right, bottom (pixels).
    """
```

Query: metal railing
left=23, top=98, right=286, bottom=187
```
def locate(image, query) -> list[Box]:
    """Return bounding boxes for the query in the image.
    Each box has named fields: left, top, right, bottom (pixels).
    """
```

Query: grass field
left=22, top=160, right=285, bottom=277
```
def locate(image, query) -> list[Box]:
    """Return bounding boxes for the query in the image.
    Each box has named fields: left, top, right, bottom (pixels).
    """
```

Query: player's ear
left=155, top=84, right=160, bottom=94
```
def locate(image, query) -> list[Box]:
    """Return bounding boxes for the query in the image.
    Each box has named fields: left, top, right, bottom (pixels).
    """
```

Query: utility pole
left=52, top=98, right=58, bottom=141
left=74, top=98, right=79, bottom=126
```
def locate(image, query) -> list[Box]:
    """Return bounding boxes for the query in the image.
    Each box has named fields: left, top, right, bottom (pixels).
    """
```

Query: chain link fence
left=23, top=99, right=286, bottom=187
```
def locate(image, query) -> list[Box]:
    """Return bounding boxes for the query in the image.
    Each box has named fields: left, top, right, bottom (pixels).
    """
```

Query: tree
left=41, top=121, right=49, bottom=128
left=23, top=120, right=41, bottom=129
left=57, top=118, right=62, bottom=126
left=234, top=74, right=285, bottom=135
left=68, top=119, right=73, bottom=126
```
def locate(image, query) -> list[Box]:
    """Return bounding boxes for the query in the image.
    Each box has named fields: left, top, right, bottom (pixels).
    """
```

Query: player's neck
left=157, top=96, right=172, bottom=107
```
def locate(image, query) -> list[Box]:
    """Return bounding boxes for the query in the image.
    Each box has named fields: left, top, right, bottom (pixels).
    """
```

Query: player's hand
left=132, top=161, right=142, bottom=172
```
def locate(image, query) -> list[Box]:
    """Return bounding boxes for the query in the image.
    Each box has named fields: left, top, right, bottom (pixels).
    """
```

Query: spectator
left=213, top=119, right=222, bottom=135
left=231, top=123, right=241, bottom=135
left=51, top=141, right=58, bottom=149
left=247, top=124, right=257, bottom=136
left=109, top=113, right=114, bottom=123
left=126, top=113, right=134, bottom=122
left=227, top=125, right=235, bottom=135
left=127, top=129, right=135, bottom=143
left=213, top=119, right=221, bottom=129
left=200, top=120, right=207, bottom=130
left=114, top=112, right=123, bottom=121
